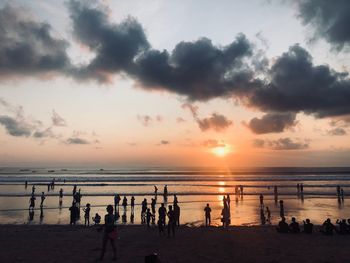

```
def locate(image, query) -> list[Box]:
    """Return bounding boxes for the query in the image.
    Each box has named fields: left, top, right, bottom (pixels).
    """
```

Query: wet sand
left=0, top=224, right=349, bottom=263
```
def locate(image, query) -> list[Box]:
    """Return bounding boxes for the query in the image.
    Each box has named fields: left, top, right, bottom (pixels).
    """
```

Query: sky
left=0, top=0, right=350, bottom=167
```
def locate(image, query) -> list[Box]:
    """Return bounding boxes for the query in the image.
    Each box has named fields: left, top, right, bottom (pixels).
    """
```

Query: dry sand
left=0, top=224, right=349, bottom=263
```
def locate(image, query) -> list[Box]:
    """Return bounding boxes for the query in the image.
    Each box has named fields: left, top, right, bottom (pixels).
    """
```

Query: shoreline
left=1, top=224, right=350, bottom=262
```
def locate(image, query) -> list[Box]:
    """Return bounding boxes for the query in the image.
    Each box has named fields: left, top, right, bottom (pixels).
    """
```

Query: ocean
left=0, top=167, right=349, bottom=226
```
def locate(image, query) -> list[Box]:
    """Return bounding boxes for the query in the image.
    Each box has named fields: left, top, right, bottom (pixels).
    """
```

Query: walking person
left=99, top=205, right=117, bottom=261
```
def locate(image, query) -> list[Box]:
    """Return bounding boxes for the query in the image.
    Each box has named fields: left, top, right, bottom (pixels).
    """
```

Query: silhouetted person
left=158, top=203, right=166, bottom=227
left=223, top=195, right=227, bottom=207
left=114, top=194, right=121, bottom=214
left=167, top=205, right=176, bottom=237
left=131, top=196, right=135, bottom=212
left=154, top=185, right=158, bottom=197
left=93, top=213, right=101, bottom=225
left=99, top=205, right=117, bottom=261
left=151, top=198, right=156, bottom=215
left=146, top=208, right=152, bottom=227
left=321, top=218, right=335, bottom=235
left=25, top=181, right=28, bottom=189
left=173, top=194, right=178, bottom=206
left=84, top=203, right=91, bottom=227
left=221, top=205, right=230, bottom=228
left=122, top=196, right=127, bottom=211
left=336, top=219, right=348, bottom=234
left=174, top=203, right=180, bottom=227
left=226, top=194, right=230, bottom=209
left=259, top=194, right=264, bottom=207
left=303, top=219, right=313, bottom=234
left=204, top=204, right=211, bottom=226
left=341, top=188, right=345, bottom=202
left=141, top=198, right=148, bottom=223
left=297, top=183, right=300, bottom=193
left=29, top=194, right=36, bottom=210
left=289, top=217, right=300, bottom=233
left=69, top=202, right=79, bottom=225
left=337, top=185, right=341, bottom=197
left=274, top=186, right=278, bottom=203
left=279, top=200, right=284, bottom=218
left=164, top=185, right=168, bottom=198
left=300, top=183, right=304, bottom=193
left=59, top=188, right=63, bottom=200
left=40, top=206, right=44, bottom=224
left=240, top=185, right=244, bottom=197
left=73, top=185, right=77, bottom=196
left=277, top=217, right=288, bottom=233
left=266, top=206, right=271, bottom=224
left=40, top=192, right=46, bottom=207
left=31, top=185, right=36, bottom=195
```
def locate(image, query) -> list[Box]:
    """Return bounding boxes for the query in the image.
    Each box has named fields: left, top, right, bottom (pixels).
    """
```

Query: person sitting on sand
left=321, top=218, right=335, bottom=235
left=93, top=213, right=101, bottom=225
left=289, top=217, right=300, bottom=233
left=303, top=219, right=313, bottom=234
left=158, top=203, right=167, bottom=227
left=83, top=203, right=91, bottom=227
left=276, top=217, right=289, bottom=233
left=204, top=204, right=212, bottom=226
left=336, top=219, right=348, bottom=234
left=99, top=205, right=117, bottom=261
left=167, top=205, right=176, bottom=237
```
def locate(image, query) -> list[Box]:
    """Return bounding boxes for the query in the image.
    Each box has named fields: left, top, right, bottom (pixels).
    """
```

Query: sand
left=0, top=224, right=348, bottom=263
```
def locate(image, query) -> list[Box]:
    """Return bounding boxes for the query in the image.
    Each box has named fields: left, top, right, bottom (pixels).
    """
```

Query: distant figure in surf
left=341, top=188, right=345, bottom=202
left=174, top=203, right=180, bottom=227
left=131, top=195, right=135, bottom=212
left=274, top=186, right=278, bottom=203
left=164, top=185, right=168, bottom=198
left=259, top=194, right=264, bottom=208
left=204, top=203, right=212, bottom=226
left=154, top=185, right=158, bottom=197
left=59, top=188, right=64, bottom=200
left=29, top=194, right=36, bottom=210
left=47, top=183, right=50, bottom=192
left=266, top=206, right=271, bottom=224
left=260, top=208, right=266, bottom=225
left=25, top=181, right=28, bottom=189
left=40, top=192, right=46, bottom=207
left=141, top=198, right=148, bottom=223
left=226, top=194, right=230, bottom=209
left=173, top=194, right=178, bottom=206
left=31, top=185, right=36, bottom=195
left=114, top=194, right=121, bottom=214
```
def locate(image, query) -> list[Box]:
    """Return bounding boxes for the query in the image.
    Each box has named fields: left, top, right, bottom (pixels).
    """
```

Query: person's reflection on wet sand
left=130, top=211, right=134, bottom=224
left=122, top=210, right=127, bottom=223
left=40, top=206, right=44, bottom=224
left=28, top=209, right=34, bottom=222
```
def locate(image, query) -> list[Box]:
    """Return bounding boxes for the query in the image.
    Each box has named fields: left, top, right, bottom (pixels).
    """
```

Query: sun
left=212, top=146, right=229, bottom=157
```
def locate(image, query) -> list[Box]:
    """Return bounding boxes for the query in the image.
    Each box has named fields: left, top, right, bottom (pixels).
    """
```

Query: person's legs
left=99, top=235, right=108, bottom=259
left=172, top=222, right=175, bottom=237
left=110, top=239, right=117, bottom=260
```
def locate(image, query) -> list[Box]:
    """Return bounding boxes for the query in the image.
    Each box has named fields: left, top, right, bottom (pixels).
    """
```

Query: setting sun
left=212, top=146, right=229, bottom=157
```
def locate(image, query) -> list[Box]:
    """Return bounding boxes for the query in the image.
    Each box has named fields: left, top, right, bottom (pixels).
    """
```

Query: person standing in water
left=279, top=200, right=285, bottom=218
left=154, top=185, right=158, bottom=197
left=164, top=185, right=168, bottom=198
left=40, top=192, right=46, bottom=207
left=122, top=196, right=127, bottom=211
left=131, top=196, right=135, bottom=212
left=29, top=194, right=36, bottom=210
left=99, top=205, right=117, bottom=261
left=266, top=206, right=271, bottom=224
left=204, top=203, right=212, bottom=226
left=25, top=181, right=28, bottom=189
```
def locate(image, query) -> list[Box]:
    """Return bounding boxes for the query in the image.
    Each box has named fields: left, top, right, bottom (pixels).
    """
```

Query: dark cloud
left=137, top=115, right=163, bottom=127
left=52, top=110, right=67, bottom=126
left=0, top=5, right=70, bottom=77
left=328, top=127, right=347, bottom=136
left=160, top=140, right=170, bottom=145
left=0, top=115, right=32, bottom=137
left=297, top=0, right=350, bottom=50
left=253, top=137, right=309, bottom=150
left=202, top=139, right=226, bottom=148
left=197, top=113, right=233, bottom=132
left=248, top=44, right=350, bottom=118
left=245, top=112, right=297, bottom=134
left=66, top=137, right=90, bottom=145
left=32, top=128, right=56, bottom=138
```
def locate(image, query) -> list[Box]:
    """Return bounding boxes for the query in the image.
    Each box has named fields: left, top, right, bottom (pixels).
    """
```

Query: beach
left=0, top=224, right=349, bottom=263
